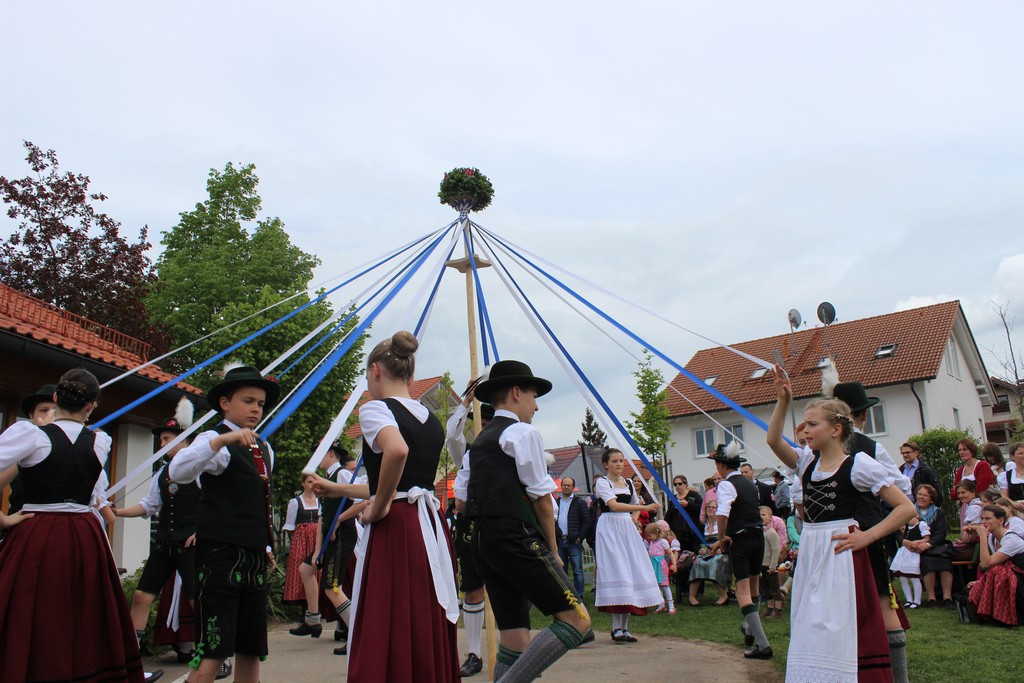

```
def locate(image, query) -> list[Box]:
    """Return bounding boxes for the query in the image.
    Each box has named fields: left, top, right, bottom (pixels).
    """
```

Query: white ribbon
left=166, top=571, right=183, bottom=630
left=396, top=487, right=460, bottom=624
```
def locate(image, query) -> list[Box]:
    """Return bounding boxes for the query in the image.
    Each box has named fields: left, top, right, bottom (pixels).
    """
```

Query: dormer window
left=875, top=344, right=897, bottom=358
left=750, top=367, right=769, bottom=379
left=704, top=375, right=719, bottom=386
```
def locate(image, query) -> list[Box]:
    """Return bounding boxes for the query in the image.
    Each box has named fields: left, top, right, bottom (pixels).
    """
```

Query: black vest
left=321, top=464, right=354, bottom=536
left=465, top=415, right=543, bottom=533
left=848, top=432, right=884, bottom=530
left=802, top=454, right=863, bottom=523
left=361, top=398, right=444, bottom=496
left=723, top=472, right=762, bottom=536
left=1006, top=469, right=1024, bottom=502
left=155, top=465, right=199, bottom=542
left=19, top=423, right=101, bottom=506
left=596, top=477, right=635, bottom=512
left=197, top=424, right=274, bottom=552
left=291, top=496, right=320, bottom=527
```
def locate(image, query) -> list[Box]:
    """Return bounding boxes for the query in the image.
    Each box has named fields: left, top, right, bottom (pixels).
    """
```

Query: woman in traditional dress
left=687, top=499, right=731, bottom=606
left=0, top=369, right=144, bottom=683
left=767, top=366, right=915, bottom=683
left=998, top=441, right=1024, bottom=513
left=594, top=448, right=662, bottom=642
left=951, top=438, right=994, bottom=503
left=913, top=484, right=954, bottom=607
left=968, top=505, right=1024, bottom=626
left=316, top=331, right=459, bottom=682
left=282, top=474, right=321, bottom=610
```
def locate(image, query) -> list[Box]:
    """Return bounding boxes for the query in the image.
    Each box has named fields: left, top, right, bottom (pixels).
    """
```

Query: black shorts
left=727, top=529, right=764, bottom=582
left=307, top=523, right=357, bottom=593
left=193, top=541, right=269, bottom=661
left=865, top=537, right=893, bottom=597
left=137, top=538, right=196, bottom=598
left=471, top=517, right=581, bottom=630
left=454, top=516, right=483, bottom=593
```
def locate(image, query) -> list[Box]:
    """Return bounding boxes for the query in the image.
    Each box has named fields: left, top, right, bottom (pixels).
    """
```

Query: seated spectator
left=915, top=484, right=954, bottom=606
left=951, top=438, right=994, bottom=502
left=983, top=442, right=1007, bottom=476
left=687, top=501, right=730, bottom=606
left=699, top=475, right=719, bottom=523
left=968, top=505, right=1024, bottom=626
left=952, top=481, right=983, bottom=563
left=999, top=442, right=1024, bottom=513
left=995, top=498, right=1024, bottom=536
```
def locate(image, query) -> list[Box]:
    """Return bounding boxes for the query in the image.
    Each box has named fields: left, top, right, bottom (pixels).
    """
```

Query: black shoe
left=743, top=644, right=774, bottom=659
left=144, top=671, right=164, bottom=683
left=620, top=630, right=638, bottom=643
left=943, top=598, right=955, bottom=609
left=460, top=653, right=483, bottom=676
left=215, top=660, right=232, bottom=680
left=334, top=644, right=347, bottom=656
left=740, top=624, right=754, bottom=647
left=581, top=629, right=595, bottom=644
left=923, top=599, right=938, bottom=608
left=335, top=627, right=347, bottom=642
left=176, top=650, right=195, bottom=665
left=289, top=620, right=323, bottom=638
left=611, top=629, right=626, bottom=642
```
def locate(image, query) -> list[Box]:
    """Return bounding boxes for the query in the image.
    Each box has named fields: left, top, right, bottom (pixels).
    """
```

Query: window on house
left=724, top=424, right=745, bottom=451
left=946, top=339, right=962, bottom=380
left=953, top=407, right=961, bottom=429
left=994, top=394, right=1010, bottom=415
left=694, top=427, right=715, bottom=457
left=863, top=403, right=887, bottom=436
left=704, top=375, right=719, bottom=386
left=750, top=367, right=769, bottom=379
left=875, top=344, right=897, bottom=358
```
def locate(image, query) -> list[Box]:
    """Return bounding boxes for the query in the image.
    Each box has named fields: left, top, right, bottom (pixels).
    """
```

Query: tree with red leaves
left=0, top=141, right=168, bottom=351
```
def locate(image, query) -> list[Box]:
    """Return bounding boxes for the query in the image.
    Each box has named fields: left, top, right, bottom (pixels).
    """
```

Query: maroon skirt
left=284, top=522, right=319, bottom=603
left=0, top=512, right=144, bottom=682
left=348, top=502, right=460, bottom=683
left=151, top=575, right=195, bottom=646
left=852, top=544, right=892, bottom=683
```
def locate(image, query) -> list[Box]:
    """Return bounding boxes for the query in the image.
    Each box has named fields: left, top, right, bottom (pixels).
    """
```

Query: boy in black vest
left=465, top=360, right=591, bottom=682
left=833, top=381, right=913, bottom=683
left=708, top=442, right=773, bottom=659
left=169, top=366, right=279, bottom=683
left=115, top=402, right=199, bottom=659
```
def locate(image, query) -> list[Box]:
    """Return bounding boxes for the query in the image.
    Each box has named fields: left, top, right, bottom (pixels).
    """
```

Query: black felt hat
left=206, top=366, right=281, bottom=413
left=473, top=360, right=552, bottom=404
left=21, top=384, right=57, bottom=417
left=468, top=403, right=496, bottom=422
left=833, top=382, right=879, bottom=413
left=707, top=442, right=746, bottom=467
left=152, top=417, right=186, bottom=437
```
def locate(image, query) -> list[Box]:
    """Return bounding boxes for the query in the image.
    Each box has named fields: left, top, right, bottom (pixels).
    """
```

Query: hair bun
left=390, top=331, right=418, bottom=359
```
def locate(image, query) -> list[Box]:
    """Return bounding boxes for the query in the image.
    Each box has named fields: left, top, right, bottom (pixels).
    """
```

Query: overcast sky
left=3, top=2, right=1022, bottom=451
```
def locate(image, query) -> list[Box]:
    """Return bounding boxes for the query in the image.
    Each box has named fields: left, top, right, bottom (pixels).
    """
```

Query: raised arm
left=767, top=365, right=799, bottom=470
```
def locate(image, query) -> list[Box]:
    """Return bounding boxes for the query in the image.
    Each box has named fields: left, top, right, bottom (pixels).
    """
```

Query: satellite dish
left=817, top=302, right=836, bottom=325
left=787, top=309, right=802, bottom=329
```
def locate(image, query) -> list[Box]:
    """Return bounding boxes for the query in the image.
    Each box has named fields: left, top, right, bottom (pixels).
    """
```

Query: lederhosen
left=192, top=424, right=274, bottom=662
left=722, top=472, right=764, bottom=582
left=455, top=446, right=484, bottom=594
left=314, top=464, right=358, bottom=595
left=137, top=465, right=200, bottom=596
left=467, top=416, right=580, bottom=629
left=849, top=432, right=896, bottom=595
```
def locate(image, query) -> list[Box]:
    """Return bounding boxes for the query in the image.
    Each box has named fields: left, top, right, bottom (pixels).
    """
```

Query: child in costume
left=644, top=523, right=675, bottom=614
left=890, top=516, right=930, bottom=609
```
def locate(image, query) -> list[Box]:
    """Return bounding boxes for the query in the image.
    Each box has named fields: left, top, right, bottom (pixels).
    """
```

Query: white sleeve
left=283, top=498, right=299, bottom=531
left=998, top=533, right=1024, bottom=558
left=358, top=400, right=397, bottom=454
left=595, top=476, right=616, bottom=503
left=795, top=445, right=817, bottom=478
left=850, top=453, right=898, bottom=495
left=499, top=422, right=557, bottom=500
left=453, top=453, right=471, bottom=501
left=791, top=471, right=803, bottom=505
left=964, top=502, right=982, bottom=525
left=137, top=468, right=164, bottom=518
left=998, top=471, right=1009, bottom=490
left=169, top=430, right=230, bottom=482
left=446, top=404, right=469, bottom=468
left=0, top=422, right=51, bottom=469
left=874, top=442, right=912, bottom=497
left=715, top=479, right=738, bottom=518
left=92, top=469, right=111, bottom=508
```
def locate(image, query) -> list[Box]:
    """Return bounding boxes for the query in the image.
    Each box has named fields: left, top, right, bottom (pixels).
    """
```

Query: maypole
left=439, top=167, right=499, bottom=678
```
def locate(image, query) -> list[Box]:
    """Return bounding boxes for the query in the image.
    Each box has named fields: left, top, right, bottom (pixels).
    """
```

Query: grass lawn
left=529, top=584, right=1024, bottom=681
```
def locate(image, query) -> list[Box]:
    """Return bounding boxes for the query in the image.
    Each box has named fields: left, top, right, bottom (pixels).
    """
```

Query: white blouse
left=796, top=445, right=896, bottom=495
left=359, top=398, right=430, bottom=453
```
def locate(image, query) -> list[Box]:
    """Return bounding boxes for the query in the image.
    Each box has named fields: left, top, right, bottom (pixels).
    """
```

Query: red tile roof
left=0, top=283, right=200, bottom=394
left=344, top=376, right=457, bottom=438
left=665, top=301, right=962, bottom=417
left=547, top=445, right=583, bottom=477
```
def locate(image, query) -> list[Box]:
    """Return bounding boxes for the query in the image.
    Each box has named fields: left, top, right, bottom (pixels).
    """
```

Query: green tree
left=624, top=349, right=675, bottom=472
left=147, top=162, right=366, bottom=521
left=906, top=425, right=974, bottom=531
left=433, top=372, right=457, bottom=504
left=580, top=408, right=607, bottom=446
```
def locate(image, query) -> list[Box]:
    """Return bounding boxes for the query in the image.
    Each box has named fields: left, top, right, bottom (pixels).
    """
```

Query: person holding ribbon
left=169, top=364, right=279, bottom=683
left=0, top=369, right=144, bottom=682
left=321, top=331, right=459, bottom=682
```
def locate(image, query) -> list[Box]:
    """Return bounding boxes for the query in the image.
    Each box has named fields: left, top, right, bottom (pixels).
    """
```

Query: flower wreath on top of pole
left=438, top=167, right=495, bottom=214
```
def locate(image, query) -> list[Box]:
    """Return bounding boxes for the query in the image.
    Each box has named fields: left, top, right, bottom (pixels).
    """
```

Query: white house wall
left=110, top=424, right=157, bottom=573
left=925, top=336, right=988, bottom=439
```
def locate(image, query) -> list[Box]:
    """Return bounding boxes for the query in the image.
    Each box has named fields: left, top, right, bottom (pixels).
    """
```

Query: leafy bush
left=438, top=167, right=494, bottom=212
left=906, top=425, right=975, bottom=531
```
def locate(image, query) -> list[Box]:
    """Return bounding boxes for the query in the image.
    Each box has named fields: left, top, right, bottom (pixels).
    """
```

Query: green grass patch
left=528, top=586, right=1024, bottom=681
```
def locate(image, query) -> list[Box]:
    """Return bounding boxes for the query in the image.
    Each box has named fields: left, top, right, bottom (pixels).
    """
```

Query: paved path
left=150, top=623, right=783, bottom=682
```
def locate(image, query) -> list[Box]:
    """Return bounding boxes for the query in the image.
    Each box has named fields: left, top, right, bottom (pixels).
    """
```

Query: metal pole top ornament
left=439, top=167, right=495, bottom=215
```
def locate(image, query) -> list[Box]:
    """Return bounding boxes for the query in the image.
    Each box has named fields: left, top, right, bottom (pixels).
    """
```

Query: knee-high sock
left=910, top=578, right=922, bottom=606
left=741, top=604, right=769, bottom=649
left=661, top=586, right=674, bottom=609
left=494, top=644, right=521, bottom=682
left=611, top=613, right=627, bottom=632
left=899, top=577, right=912, bottom=603
left=888, top=629, right=908, bottom=683
left=463, top=600, right=485, bottom=657
left=500, top=622, right=585, bottom=683
left=336, top=599, right=351, bottom=626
